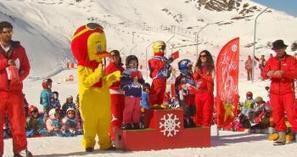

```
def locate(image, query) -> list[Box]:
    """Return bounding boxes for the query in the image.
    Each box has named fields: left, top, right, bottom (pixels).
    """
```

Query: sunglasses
left=86, top=23, right=103, bottom=30
left=200, top=54, right=207, bottom=58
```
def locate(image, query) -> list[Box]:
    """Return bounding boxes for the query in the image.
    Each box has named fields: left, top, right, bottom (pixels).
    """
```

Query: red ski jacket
left=0, top=41, right=30, bottom=92
left=148, top=53, right=167, bottom=79
left=261, top=54, right=297, bottom=95
left=105, top=62, right=124, bottom=91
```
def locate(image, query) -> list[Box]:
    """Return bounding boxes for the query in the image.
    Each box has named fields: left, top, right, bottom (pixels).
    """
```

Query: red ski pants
left=123, top=96, right=141, bottom=124
left=0, top=92, right=27, bottom=155
left=270, top=93, right=297, bottom=132
left=195, top=92, right=214, bottom=127
left=109, top=94, right=125, bottom=141
left=149, top=78, right=166, bottom=106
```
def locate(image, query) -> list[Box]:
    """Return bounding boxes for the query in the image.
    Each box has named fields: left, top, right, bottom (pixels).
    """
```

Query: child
left=249, top=96, right=271, bottom=133
left=40, top=78, right=53, bottom=118
left=61, top=96, right=76, bottom=117
left=175, top=59, right=196, bottom=128
left=51, top=91, right=61, bottom=111
left=61, top=108, right=81, bottom=136
left=46, top=108, right=62, bottom=136
left=121, top=55, right=144, bottom=130
left=148, top=41, right=178, bottom=109
left=241, top=91, right=255, bottom=118
left=26, top=105, right=47, bottom=137
left=140, top=83, right=151, bottom=128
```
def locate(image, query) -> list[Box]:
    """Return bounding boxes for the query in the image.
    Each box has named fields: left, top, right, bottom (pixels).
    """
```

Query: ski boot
left=285, top=133, right=294, bottom=144
left=273, top=132, right=286, bottom=146
left=85, top=147, right=94, bottom=152
left=14, top=149, right=33, bottom=157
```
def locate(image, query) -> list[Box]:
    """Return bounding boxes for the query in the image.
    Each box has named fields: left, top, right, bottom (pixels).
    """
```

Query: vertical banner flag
left=216, top=37, right=239, bottom=128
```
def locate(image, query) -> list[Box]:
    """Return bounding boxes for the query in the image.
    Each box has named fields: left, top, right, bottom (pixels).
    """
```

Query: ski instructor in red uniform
left=262, top=39, right=297, bottom=145
left=0, top=21, right=32, bottom=157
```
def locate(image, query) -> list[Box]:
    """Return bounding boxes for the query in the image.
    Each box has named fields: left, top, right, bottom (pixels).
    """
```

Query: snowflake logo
left=231, top=44, right=238, bottom=52
left=159, top=113, right=181, bottom=137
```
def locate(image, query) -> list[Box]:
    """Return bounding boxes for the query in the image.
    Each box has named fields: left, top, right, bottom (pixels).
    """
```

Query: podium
left=115, top=109, right=211, bottom=151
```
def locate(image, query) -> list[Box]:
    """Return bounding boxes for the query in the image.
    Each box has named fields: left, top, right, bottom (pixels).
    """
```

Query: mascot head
left=71, top=23, right=110, bottom=69
left=152, top=40, right=166, bottom=56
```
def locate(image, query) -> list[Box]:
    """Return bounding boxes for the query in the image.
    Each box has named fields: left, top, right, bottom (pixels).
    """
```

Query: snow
left=1, top=0, right=297, bottom=156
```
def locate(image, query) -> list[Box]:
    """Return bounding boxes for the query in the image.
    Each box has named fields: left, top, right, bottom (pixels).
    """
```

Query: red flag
left=170, top=51, right=179, bottom=60
left=215, top=37, right=239, bottom=128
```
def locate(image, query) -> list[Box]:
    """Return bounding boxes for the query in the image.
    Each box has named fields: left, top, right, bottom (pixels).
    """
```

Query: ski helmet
left=255, top=96, right=263, bottom=103
left=28, top=105, right=38, bottom=114
left=42, top=78, right=52, bottom=89
left=178, top=59, right=192, bottom=75
left=246, top=91, right=253, bottom=97
left=66, top=108, right=76, bottom=114
left=125, top=55, right=138, bottom=67
left=49, top=108, right=57, bottom=117
left=152, top=40, right=166, bottom=53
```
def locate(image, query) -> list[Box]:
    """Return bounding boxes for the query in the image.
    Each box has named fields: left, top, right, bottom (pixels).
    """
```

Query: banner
left=216, top=37, right=239, bottom=128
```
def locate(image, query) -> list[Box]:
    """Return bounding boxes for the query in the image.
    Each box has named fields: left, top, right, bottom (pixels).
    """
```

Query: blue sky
left=253, top=0, right=297, bottom=17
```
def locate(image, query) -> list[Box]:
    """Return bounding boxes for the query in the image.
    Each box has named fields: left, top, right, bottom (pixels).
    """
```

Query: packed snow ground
left=4, top=127, right=297, bottom=157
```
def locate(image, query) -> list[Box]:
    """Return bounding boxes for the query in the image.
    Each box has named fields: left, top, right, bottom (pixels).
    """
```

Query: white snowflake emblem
left=159, top=113, right=181, bottom=137
left=231, top=44, right=238, bottom=52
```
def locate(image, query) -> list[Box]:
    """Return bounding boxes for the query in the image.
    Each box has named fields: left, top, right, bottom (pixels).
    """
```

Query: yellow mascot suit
left=71, top=23, right=120, bottom=151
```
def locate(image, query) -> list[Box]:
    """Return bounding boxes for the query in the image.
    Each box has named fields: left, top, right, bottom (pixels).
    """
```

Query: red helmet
left=42, top=78, right=52, bottom=89
left=246, top=91, right=253, bottom=97
left=28, top=105, right=38, bottom=116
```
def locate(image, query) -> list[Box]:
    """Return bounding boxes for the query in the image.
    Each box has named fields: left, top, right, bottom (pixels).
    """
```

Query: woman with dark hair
left=105, top=50, right=125, bottom=144
left=193, top=50, right=215, bottom=127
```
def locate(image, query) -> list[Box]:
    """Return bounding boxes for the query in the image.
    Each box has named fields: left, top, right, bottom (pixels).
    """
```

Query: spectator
left=61, top=108, right=81, bottom=136
left=61, top=96, right=76, bottom=117
left=26, top=105, right=47, bottom=137
left=245, top=55, right=253, bottom=80
left=40, top=78, right=53, bottom=119
left=46, top=108, right=62, bottom=136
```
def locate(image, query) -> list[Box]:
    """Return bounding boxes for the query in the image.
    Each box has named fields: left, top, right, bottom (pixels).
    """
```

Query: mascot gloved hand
left=71, top=23, right=120, bottom=151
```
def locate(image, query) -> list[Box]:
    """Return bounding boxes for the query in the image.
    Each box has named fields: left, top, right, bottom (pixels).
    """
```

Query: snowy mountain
left=2, top=1, right=297, bottom=156
left=1, top=0, right=297, bottom=78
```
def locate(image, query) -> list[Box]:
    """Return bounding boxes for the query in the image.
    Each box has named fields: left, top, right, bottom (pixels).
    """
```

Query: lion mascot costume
left=71, top=23, right=120, bottom=151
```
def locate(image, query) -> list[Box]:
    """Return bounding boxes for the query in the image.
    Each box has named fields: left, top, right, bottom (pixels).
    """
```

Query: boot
left=121, top=123, right=132, bottom=130
left=85, top=147, right=94, bottom=152
left=286, top=133, right=294, bottom=144
left=132, top=123, right=140, bottom=129
left=14, top=149, right=33, bottom=157
left=273, top=132, right=286, bottom=146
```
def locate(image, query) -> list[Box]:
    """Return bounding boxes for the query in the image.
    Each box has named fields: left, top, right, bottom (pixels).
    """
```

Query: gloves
left=273, top=70, right=284, bottom=78
left=267, top=70, right=284, bottom=78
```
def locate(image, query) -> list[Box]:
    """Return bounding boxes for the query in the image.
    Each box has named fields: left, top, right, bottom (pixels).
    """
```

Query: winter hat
left=246, top=91, right=253, bottom=97
left=255, top=96, right=264, bottom=103
left=272, top=40, right=288, bottom=50
left=49, top=108, right=57, bottom=117
left=66, top=108, right=76, bottom=114
left=28, top=105, right=38, bottom=114
left=42, top=78, right=52, bottom=89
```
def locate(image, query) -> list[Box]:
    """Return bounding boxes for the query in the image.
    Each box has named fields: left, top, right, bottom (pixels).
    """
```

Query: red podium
left=115, top=109, right=211, bottom=151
